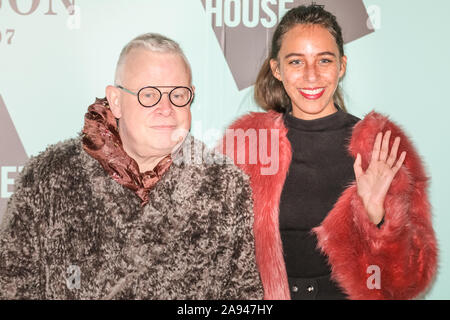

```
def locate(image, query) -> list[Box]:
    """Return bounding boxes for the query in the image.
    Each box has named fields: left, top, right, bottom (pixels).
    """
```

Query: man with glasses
left=0, top=33, right=263, bottom=299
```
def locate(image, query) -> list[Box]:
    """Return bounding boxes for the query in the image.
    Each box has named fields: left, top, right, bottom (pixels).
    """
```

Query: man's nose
left=155, top=93, right=173, bottom=116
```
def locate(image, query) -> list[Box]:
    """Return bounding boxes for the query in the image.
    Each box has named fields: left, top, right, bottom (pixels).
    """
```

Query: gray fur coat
left=0, top=135, right=263, bottom=299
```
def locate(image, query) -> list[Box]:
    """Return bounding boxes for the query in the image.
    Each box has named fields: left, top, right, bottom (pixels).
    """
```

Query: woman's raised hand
left=353, top=130, right=407, bottom=225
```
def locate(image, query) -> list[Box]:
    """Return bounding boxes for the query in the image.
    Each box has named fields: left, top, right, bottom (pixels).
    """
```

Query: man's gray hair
left=114, top=33, right=192, bottom=85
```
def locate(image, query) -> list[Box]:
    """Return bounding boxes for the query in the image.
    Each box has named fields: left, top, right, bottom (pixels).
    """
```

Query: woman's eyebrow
left=284, top=51, right=337, bottom=59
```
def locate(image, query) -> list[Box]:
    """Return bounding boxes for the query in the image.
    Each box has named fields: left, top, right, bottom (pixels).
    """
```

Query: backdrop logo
left=0, top=0, right=78, bottom=46
left=201, top=0, right=375, bottom=90
left=0, top=95, right=28, bottom=221
left=0, top=0, right=75, bottom=15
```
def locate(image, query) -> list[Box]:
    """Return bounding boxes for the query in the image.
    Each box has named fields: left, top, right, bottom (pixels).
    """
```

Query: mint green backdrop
left=0, top=0, right=448, bottom=299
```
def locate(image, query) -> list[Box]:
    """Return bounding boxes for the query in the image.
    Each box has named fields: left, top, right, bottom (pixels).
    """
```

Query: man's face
left=109, top=49, right=192, bottom=158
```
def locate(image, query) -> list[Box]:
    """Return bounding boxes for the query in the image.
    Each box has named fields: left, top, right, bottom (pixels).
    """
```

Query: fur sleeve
left=0, top=164, right=44, bottom=299
left=313, top=111, right=438, bottom=300
left=221, top=168, right=264, bottom=300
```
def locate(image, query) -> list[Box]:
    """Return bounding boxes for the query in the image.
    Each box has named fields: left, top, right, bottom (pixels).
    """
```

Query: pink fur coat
left=219, top=110, right=438, bottom=300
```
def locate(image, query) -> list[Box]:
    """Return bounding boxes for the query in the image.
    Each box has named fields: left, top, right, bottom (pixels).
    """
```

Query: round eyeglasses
left=116, top=85, right=193, bottom=108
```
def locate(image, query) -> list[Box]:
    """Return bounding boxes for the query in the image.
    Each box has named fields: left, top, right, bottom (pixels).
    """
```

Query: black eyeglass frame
left=116, top=85, right=193, bottom=108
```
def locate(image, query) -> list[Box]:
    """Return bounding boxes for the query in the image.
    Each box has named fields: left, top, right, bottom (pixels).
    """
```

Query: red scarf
left=82, top=98, right=172, bottom=206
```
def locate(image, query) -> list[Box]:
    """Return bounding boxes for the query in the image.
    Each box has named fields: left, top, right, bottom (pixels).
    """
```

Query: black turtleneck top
left=279, top=106, right=360, bottom=299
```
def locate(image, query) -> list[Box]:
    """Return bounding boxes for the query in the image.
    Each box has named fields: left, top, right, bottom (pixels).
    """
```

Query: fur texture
left=219, top=110, right=438, bottom=300
left=0, top=135, right=264, bottom=300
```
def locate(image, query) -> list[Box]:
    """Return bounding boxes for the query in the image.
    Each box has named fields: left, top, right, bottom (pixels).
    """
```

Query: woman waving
left=219, top=4, right=437, bottom=300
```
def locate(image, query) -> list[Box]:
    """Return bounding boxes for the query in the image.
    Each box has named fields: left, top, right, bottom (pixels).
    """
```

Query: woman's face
left=270, top=24, right=347, bottom=120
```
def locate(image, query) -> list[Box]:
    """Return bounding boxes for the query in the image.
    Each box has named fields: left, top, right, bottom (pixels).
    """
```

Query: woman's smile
left=299, top=87, right=325, bottom=100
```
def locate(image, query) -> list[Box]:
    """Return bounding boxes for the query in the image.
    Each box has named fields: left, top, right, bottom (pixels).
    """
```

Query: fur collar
left=81, top=98, right=172, bottom=205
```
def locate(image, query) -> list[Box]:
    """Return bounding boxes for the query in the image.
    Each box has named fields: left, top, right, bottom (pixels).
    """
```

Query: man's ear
left=190, top=85, right=196, bottom=105
left=105, top=85, right=122, bottom=118
left=270, top=59, right=282, bottom=81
